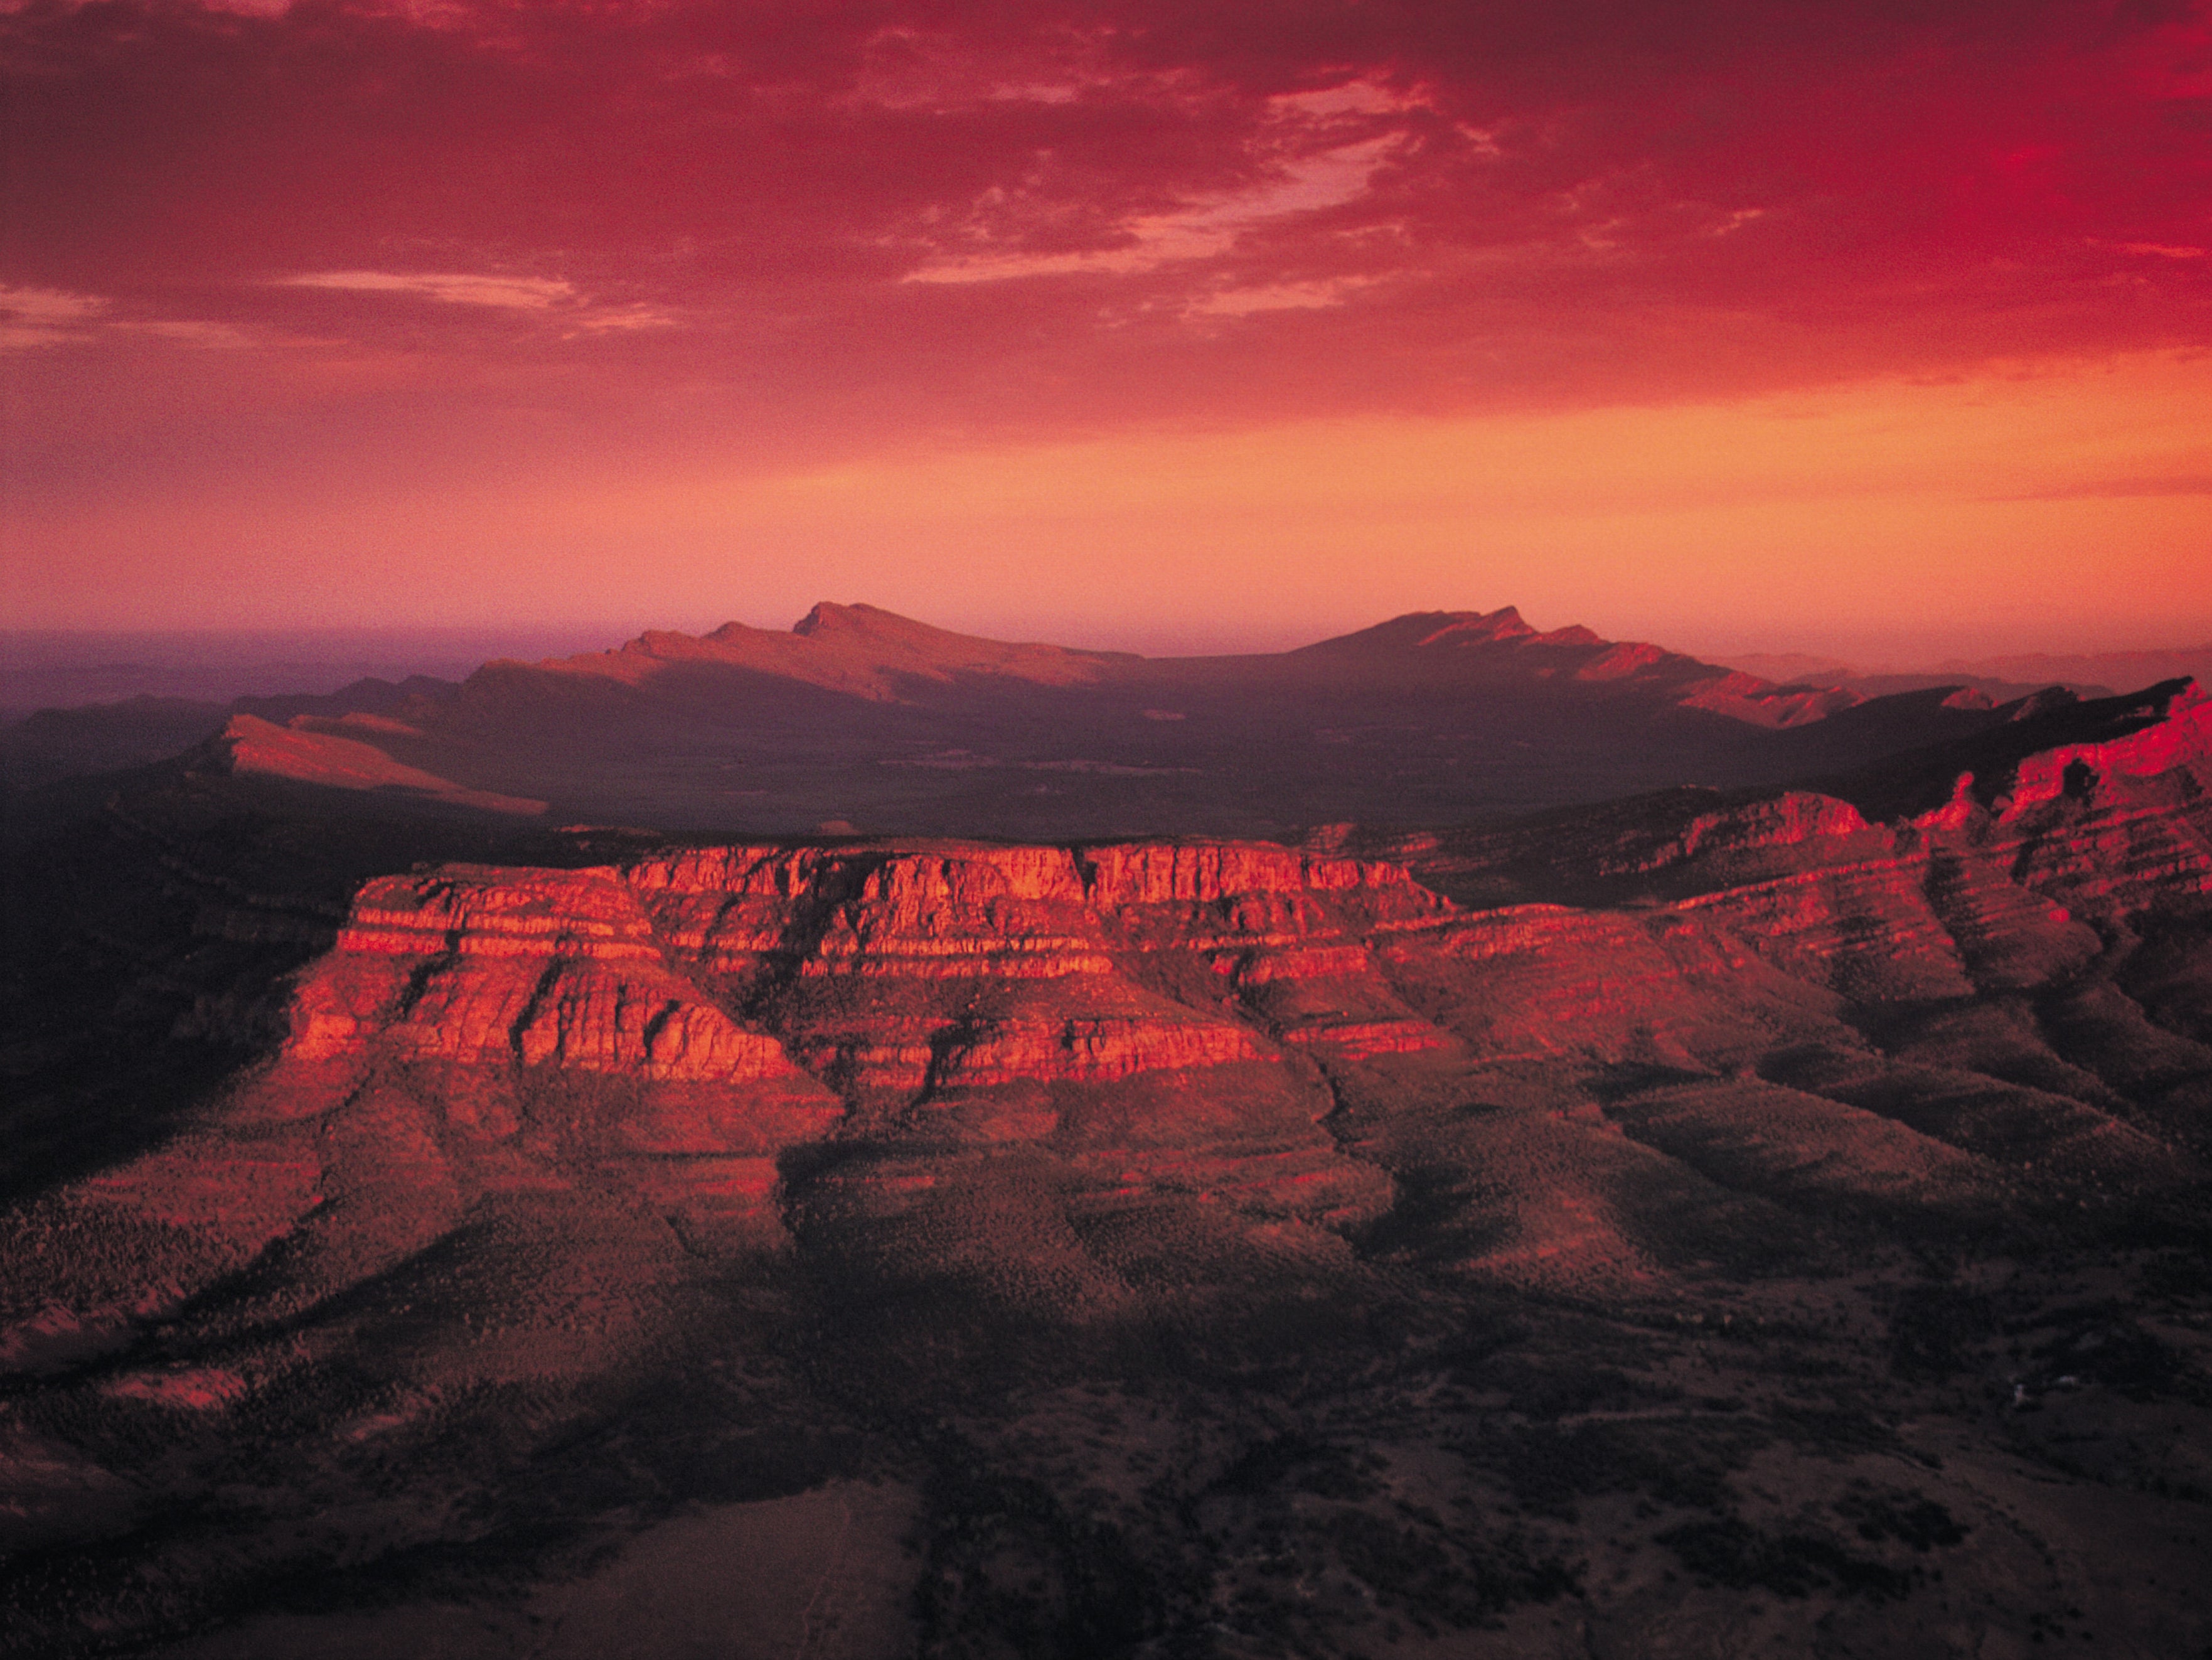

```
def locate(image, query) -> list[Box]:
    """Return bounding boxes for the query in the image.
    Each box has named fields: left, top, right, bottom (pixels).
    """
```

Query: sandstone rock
left=2002, top=678, right=2211, bottom=815
left=288, top=867, right=808, bottom=1084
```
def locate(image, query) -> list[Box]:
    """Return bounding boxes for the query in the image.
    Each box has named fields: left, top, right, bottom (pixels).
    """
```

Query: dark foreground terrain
left=1, top=635, right=2208, bottom=1657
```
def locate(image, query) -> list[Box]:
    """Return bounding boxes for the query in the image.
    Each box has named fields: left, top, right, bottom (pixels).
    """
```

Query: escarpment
left=225, top=692, right=2210, bottom=1298
left=272, top=683, right=2209, bottom=1120
left=9, top=682, right=2208, bottom=1414
left=232, top=841, right=1454, bottom=1273
left=289, top=865, right=811, bottom=1083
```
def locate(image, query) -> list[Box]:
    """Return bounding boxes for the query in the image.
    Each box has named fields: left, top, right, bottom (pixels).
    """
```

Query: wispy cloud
left=7, top=0, right=2211, bottom=545
left=906, top=132, right=1403, bottom=285
left=1183, top=276, right=1379, bottom=317
left=0, top=286, right=262, bottom=351
left=0, top=286, right=107, bottom=349
left=280, top=270, right=578, bottom=309
left=1989, top=474, right=2212, bottom=501
left=562, top=303, right=678, bottom=334
left=275, top=269, right=676, bottom=335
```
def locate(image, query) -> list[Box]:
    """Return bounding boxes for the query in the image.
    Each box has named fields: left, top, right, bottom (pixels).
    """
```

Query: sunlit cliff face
left=4, top=0, right=2209, bottom=653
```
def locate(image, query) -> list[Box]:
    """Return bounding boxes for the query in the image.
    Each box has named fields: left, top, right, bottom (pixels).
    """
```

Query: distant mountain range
left=9, top=602, right=2206, bottom=842
left=1718, top=643, right=2212, bottom=704
left=0, top=626, right=619, bottom=717
left=111, top=602, right=2079, bottom=837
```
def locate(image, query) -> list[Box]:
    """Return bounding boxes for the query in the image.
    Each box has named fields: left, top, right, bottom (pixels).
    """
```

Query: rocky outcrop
left=617, top=840, right=1448, bottom=1101
left=256, top=840, right=1448, bottom=1237
left=1997, top=789, right=2212, bottom=923
left=1079, top=842, right=1435, bottom=911
left=268, top=697, right=2212, bottom=1137
left=1921, top=845, right=2102, bottom=989
left=1674, top=857, right=1978, bottom=1002
left=287, top=866, right=805, bottom=1083
left=1598, top=793, right=1873, bottom=877
left=267, top=864, right=843, bottom=1270
left=2001, top=680, right=2211, bottom=814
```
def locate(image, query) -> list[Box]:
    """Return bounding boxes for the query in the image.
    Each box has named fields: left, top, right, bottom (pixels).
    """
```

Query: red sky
left=3, top=0, right=2208, bottom=660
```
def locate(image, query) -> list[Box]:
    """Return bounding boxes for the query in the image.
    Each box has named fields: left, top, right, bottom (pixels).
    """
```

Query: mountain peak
left=1533, top=624, right=1605, bottom=646
left=1428, top=605, right=1535, bottom=645
left=791, top=600, right=894, bottom=639
left=1293, top=607, right=1538, bottom=658
left=786, top=602, right=1030, bottom=661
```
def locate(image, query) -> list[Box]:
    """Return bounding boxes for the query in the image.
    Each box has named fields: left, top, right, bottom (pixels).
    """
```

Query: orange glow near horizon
left=4, top=1, right=2208, bottom=664
left=11, top=351, right=2208, bottom=661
